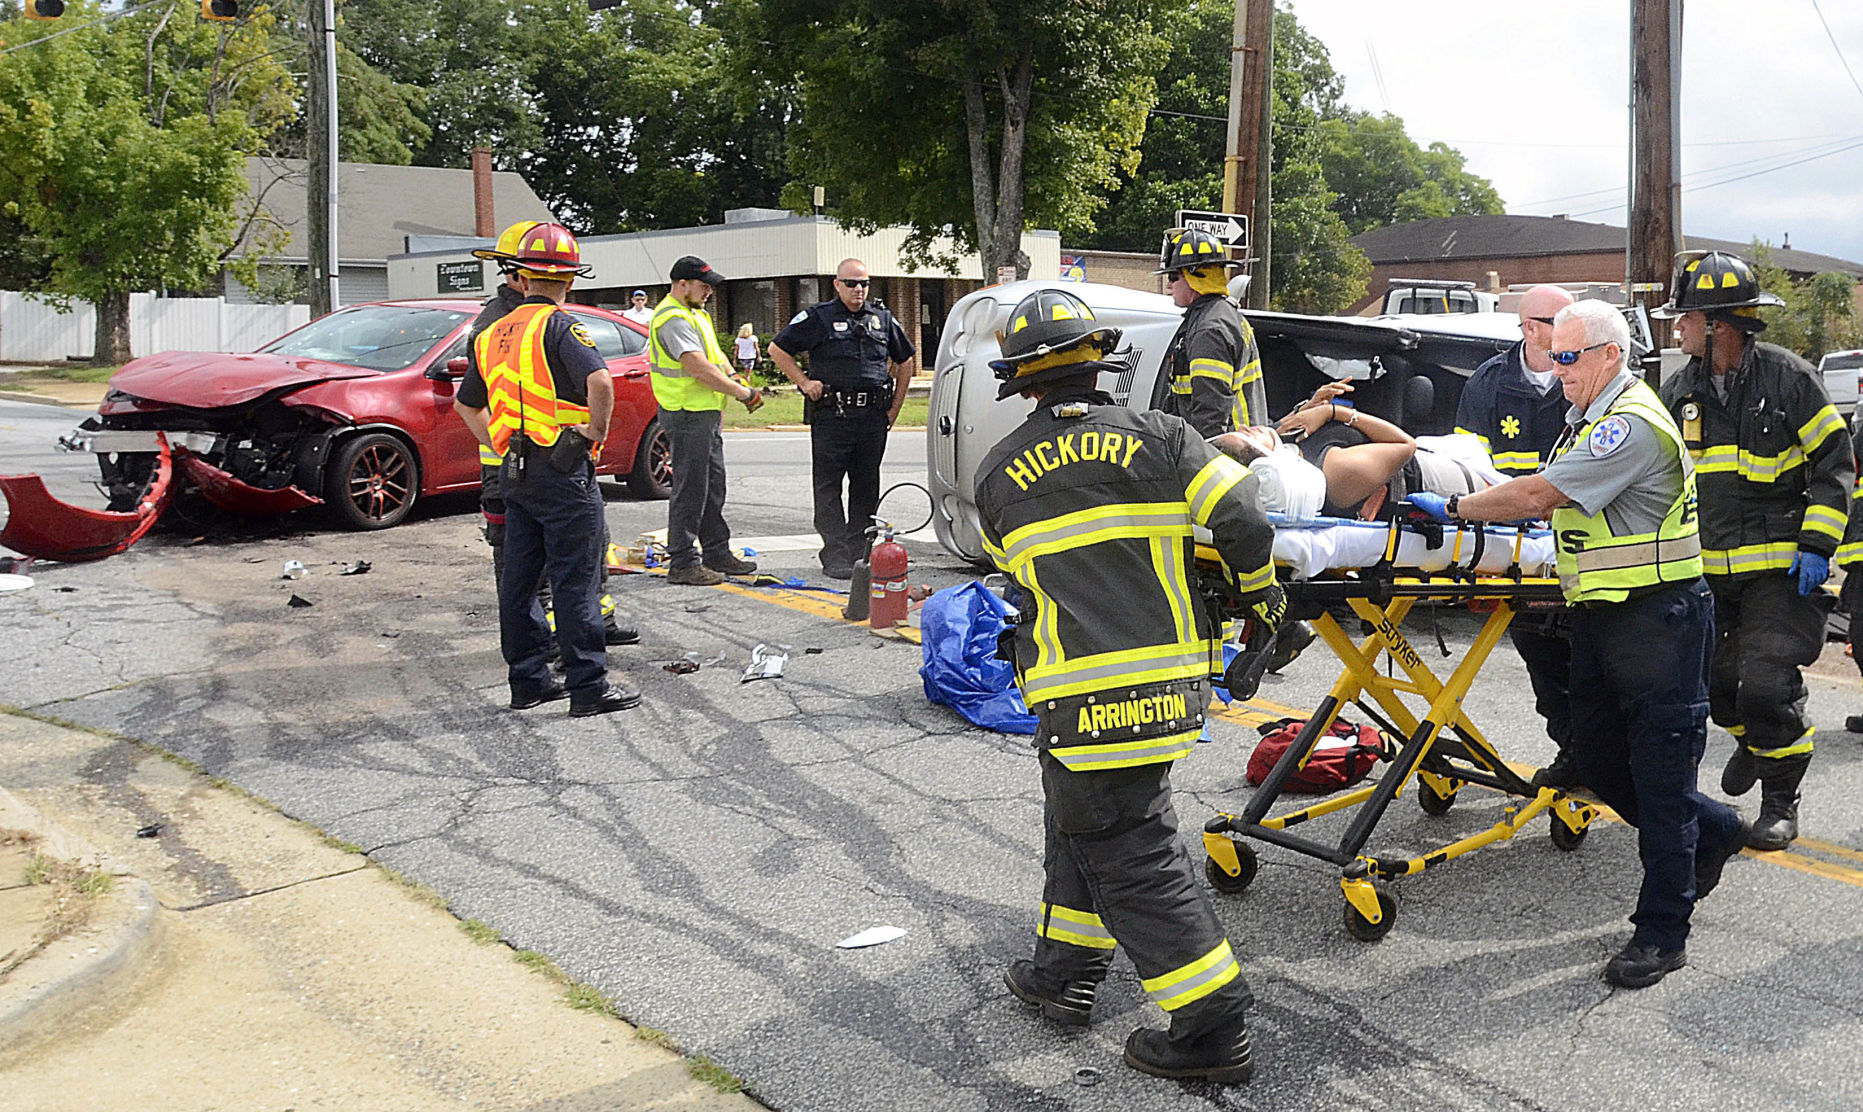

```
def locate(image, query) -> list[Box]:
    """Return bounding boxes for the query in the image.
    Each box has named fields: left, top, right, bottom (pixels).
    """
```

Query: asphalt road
left=2, top=396, right=1861, bottom=1111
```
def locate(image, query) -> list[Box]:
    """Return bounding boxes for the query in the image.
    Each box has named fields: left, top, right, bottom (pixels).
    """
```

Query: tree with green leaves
left=1316, top=111, right=1502, bottom=235
left=1750, top=244, right=1862, bottom=362
left=750, top=0, right=1166, bottom=277
left=0, top=0, right=295, bottom=363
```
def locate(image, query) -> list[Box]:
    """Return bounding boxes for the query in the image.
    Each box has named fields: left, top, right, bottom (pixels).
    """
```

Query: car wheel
left=627, top=417, right=672, bottom=499
left=327, top=432, right=418, bottom=529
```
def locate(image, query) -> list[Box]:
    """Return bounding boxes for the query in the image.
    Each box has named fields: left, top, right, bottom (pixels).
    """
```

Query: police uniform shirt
left=772, top=299, right=914, bottom=391
left=1539, top=370, right=1679, bottom=536
left=456, top=296, right=608, bottom=411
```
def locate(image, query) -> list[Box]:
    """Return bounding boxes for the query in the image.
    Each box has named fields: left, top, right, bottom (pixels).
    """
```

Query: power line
left=1561, top=135, right=1863, bottom=219
left=1809, top=0, right=1863, bottom=104
left=1518, top=132, right=1863, bottom=208
left=0, top=0, right=171, bottom=55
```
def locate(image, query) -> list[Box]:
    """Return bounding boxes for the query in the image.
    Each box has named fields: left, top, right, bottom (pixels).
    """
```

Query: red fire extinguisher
left=867, top=524, right=910, bottom=630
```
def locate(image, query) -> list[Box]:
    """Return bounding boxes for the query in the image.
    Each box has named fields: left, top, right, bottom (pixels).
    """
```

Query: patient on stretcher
left=1212, top=382, right=1506, bottom=522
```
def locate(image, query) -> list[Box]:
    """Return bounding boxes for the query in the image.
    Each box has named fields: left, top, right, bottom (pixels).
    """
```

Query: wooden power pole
left=1223, top=0, right=1272, bottom=309
left=306, top=0, right=339, bottom=317
left=1629, top=0, right=1682, bottom=323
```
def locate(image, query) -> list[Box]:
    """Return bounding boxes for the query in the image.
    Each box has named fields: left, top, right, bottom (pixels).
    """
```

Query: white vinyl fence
left=0, top=292, right=311, bottom=363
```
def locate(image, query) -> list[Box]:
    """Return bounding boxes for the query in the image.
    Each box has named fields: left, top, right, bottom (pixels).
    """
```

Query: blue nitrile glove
left=1789, top=550, right=1830, bottom=596
left=1408, top=492, right=1452, bottom=524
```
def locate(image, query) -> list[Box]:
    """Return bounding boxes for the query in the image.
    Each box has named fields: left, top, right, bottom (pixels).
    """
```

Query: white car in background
left=923, top=280, right=1520, bottom=563
left=1817, top=349, right=1863, bottom=419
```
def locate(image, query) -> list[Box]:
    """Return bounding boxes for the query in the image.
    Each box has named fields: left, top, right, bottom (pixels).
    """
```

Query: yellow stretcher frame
left=1200, top=569, right=1599, bottom=941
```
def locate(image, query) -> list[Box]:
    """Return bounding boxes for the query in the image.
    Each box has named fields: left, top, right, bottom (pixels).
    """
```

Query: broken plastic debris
left=741, top=644, right=788, bottom=683
left=0, top=573, right=34, bottom=592
left=135, top=823, right=163, bottom=839
left=664, top=655, right=700, bottom=674
left=287, top=594, right=313, bottom=608
left=339, top=560, right=372, bottom=576
left=1073, top=1067, right=1102, bottom=1087
left=281, top=559, right=306, bottom=580
left=835, top=925, right=906, bottom=949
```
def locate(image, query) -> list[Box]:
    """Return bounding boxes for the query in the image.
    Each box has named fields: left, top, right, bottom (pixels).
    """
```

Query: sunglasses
left=838, top=278, right=870, bottom=288
left=1527, top=315, right=1557, bottom=326
left=1547, top=341, right=1612, bottom=365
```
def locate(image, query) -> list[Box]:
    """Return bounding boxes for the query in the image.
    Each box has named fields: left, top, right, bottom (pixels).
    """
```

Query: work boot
left=1123, top=1025, right=1254, bottom=1084
left=1846, top=714, right=1863, bottom=734
left=1694, top=818, right=1752, bottom=900
left=1603, top=941, right=1686, bottom=989
left=1748, top=777, right=1803, bottom=851
left=704, top=552, right=758, bottom=576
left=569, top=682, right=643, bottom=717
left=1003, top=960, right=1095, bottom=1027
left=667, top=565, right=727, bottom=587
left=1720, top=745, right=1758, bottom=797
left=1263, top=620, right=1315, bottom=674
left=1530, top=749, right=1583, bottom=791
left=604, top=619, right=640, bottom=646
left=509, top=679, right=568, bottom=711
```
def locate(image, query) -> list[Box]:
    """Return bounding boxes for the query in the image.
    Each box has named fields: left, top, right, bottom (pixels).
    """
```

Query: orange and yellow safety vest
left=475, top=303, right=593, bottom=455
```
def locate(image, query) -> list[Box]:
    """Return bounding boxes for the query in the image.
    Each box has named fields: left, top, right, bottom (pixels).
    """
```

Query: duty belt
left=822, top=386, right=890, bottom=408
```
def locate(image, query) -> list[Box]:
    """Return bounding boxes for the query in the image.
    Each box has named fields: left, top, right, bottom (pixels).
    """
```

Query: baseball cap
left=670, top=256, right=725, bottom=284
left=631, top=289, right=647, bottom=298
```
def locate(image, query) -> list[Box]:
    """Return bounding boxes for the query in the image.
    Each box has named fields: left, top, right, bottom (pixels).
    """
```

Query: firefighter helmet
left=508, top=223, right=593, bottom=279
left=1154, top=228, right=1240, bottom=275
left=471, top=220, right=544, bottom=264
left=1651, top=250, right=1783, bottom=330
left=990, top=288, right=1123, bottom=400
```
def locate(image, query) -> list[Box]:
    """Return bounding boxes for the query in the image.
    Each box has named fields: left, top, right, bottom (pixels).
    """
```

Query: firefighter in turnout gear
left=1455, top=285, right=1582, bottom=791
left=977, top=288, right=1281, bottom=1083
left=1149, top=229, right=1265, bottom=438
left=468, top=221, right=635, bottom=647
left=1654, top=251, right=1851, bottom=851
left=454, top=223, right=641, bottom=718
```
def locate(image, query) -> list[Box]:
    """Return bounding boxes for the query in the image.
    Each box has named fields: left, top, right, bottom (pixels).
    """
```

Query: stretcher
left=1197, top=513, right=1599, bottom=941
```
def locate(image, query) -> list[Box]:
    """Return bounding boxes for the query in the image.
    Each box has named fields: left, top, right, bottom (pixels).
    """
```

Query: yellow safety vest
left=475, top=303, right=592, bottom=455
left=648, top=295, right=729, bottom=412
left=1550, top=379, right=1703, bottom=603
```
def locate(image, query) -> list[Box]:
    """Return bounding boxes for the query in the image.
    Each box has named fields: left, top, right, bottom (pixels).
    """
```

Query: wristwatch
left=1445, top=494, right=1462, bottom=520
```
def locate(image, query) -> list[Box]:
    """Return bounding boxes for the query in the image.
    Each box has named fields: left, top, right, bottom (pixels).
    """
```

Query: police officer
left=1654, top=250, right=1851, bottom=851
left=769, top=258, right=915, bottom=579
left=1455, top=284, right=1581, bottom=789
left=468, top=221, right=635, bottom=648
left=453, top=224, right=640, bottom=717
left=979, top=288, right=1282, bottom=1083
left=1413, top=300, right=1747, bottom=989
left=1149, top=228, right=1264, bottom=438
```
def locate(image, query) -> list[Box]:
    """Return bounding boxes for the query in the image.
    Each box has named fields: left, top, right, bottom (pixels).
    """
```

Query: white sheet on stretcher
left=1264, top=513, right=1557, bottom=580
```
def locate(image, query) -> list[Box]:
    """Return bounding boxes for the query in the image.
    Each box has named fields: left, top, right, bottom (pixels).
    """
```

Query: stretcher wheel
left=1342, top=884, right=1399, bottom=942
left=1416, top=777, right=1458, bottom=815
left=1205, top=841, right=1258, bottom=894
left=1549, top=814, right=1589, bottom=852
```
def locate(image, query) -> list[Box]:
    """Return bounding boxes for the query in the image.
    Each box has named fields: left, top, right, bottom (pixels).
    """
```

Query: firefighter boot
left=1004, top=960, right=1095, bottom=1027
left=1720, top=744, right=1758, bottom=797
left=1123, top=1025, right=1254, bottom=1084
left=1748, top=756, right=1808, bottom=851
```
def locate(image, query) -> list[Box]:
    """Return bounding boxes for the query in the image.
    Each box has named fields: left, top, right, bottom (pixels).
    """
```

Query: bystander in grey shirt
left=654, top=314, right=708, bottom=374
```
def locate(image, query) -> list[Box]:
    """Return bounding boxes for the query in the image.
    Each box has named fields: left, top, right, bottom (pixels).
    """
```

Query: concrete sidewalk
left=0, top=710, right=764, bottom=1111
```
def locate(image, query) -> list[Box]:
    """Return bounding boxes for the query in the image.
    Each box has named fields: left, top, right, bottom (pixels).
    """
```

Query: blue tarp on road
left=918, top=581, right=1037, bottom=735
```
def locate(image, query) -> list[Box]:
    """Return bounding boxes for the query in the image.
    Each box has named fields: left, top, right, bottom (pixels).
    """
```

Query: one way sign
left=1174, top=209, right=1249, bottom=251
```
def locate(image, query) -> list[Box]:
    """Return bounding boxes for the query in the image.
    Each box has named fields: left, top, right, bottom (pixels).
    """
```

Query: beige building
left=389, top=209, right=1063, bottom=363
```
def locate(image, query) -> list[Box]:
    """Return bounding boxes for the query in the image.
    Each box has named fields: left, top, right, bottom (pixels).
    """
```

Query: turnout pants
left=661, top=408, right=732, bottom=571
left=1567, top=580, right=1744, bottom=952
left=499, top=457, right=606, bottom=694
left=1709, top=572, right=1828, bottom=763
left=809, top=406, right=889, bottom=569
left=1030, top=753, right=1250, bottom=1044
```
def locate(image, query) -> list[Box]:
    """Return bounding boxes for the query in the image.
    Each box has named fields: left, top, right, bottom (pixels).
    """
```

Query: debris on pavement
left=339, top=560, right=372, bottom=576
left=835, top=925, right=906, bottom=949
left=281, top=559, right=307, bottom=580
left=741, top=644, right=788, bottom=683
left=287, top=594, right=313, bottom=608
left=0, top=573, right=34, bottom=592
left=135, top=823, right=163, bottom=838
left=1073, top=1067, right=1102, bottom=1087
left=664, top=659, right=700, bottom=675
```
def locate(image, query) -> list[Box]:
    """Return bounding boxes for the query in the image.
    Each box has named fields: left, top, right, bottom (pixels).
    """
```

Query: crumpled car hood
left=108, top=351, right=378, bottom=409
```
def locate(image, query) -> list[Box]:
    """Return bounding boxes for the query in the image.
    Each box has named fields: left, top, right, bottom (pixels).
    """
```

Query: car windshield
left=263, top=305, right=469, bottom=372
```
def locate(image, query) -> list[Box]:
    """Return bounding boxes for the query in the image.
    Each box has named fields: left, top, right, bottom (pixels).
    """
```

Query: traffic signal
left=25, top=0, right=66, bottom=19
left=200, top=0, right=237, bottom=20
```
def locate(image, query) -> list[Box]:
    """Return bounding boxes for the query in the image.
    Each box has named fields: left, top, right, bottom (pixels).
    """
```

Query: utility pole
left=1629, top=0, right=1681, bottom=327
left=1222, top=0, right=1273, bottom=309
left=306, top=0, right=339, bottom=317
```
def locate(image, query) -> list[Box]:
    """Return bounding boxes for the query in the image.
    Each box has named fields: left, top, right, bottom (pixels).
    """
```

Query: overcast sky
left=1282, top=0, right=1863, bottom=265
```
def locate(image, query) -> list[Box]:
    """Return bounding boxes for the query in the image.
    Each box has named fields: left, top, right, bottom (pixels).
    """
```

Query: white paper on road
left=836, top=925, right=907, bottom=949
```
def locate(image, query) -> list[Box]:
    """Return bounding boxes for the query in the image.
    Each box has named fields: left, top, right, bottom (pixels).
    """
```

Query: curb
left=0, top=787, right=162, bottom=1056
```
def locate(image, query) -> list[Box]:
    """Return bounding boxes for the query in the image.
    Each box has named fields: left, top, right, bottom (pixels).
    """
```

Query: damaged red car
left=4, top=299, right=670, bottom=561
